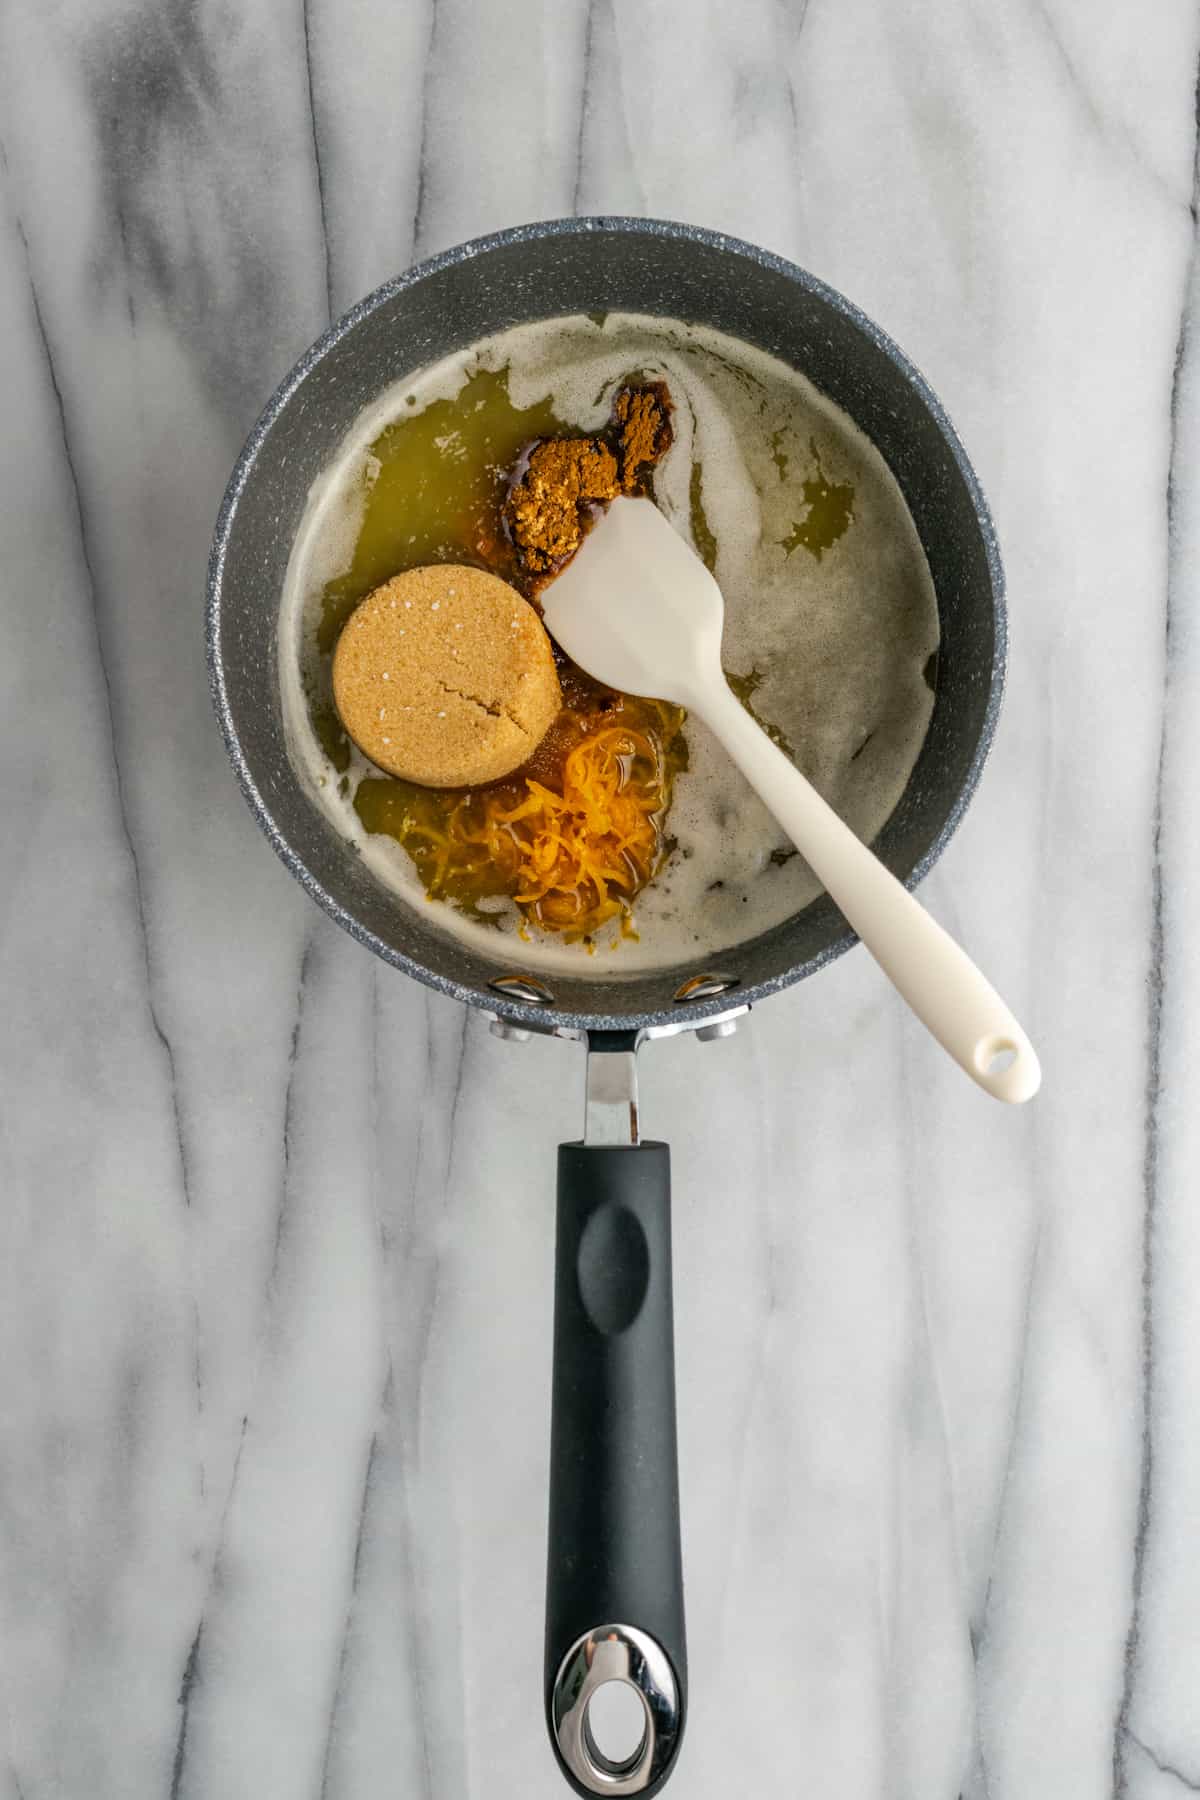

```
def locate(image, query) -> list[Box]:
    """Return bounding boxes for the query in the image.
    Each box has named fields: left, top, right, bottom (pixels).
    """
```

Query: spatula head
left=540, top=498, right=726, bottom=707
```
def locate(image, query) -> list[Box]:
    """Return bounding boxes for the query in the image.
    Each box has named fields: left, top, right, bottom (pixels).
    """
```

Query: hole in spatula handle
left=975, top=1035, right=1018, bottom=1078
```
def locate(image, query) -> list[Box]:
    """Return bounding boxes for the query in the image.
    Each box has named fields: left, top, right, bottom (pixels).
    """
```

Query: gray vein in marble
left=1126, top=1729, right=1200, bottom=1794
left=162, top=974, right=323, bottom=1791
left=398, top=997, right=467, bottom=1313
left=901, top=1047, right=967, bottom=1619
left=110, top=177, right=138, bottom=336
left=777, top=0, right=807, bottom=139
left=1117, top=812, right=1163, bottom=1799
left=771, top=0, right=808, bottom=252
left=1, top=153, right=193, bottom=1214
left=391, top=1367, right=436, bottom=1800
left=276, top=932, right=317, bottom=1281
left=320, top=967, right=387, bottom=1798
left=319, top=1427, right=382, bottom=1800
left=302, top=0, right=333, bottom=321
left=1114, top=51, right=1200, bottom=1800
left=1027, top=0, right=1189, bottom=214
left=169, top=1626, right=202, bottom=1800
left=443, top=1013, right=472, bottom=1191
left=974, top=1216, right=1042, bottom=1654
left=409, top=1, right=438, bottom=262
left=420, top=1009, right=470, bottom=1789
left=87, top=8, right=215, bottom=331
left=365, top=962, right=385, bottom=1308
left=571, top=0, right=596, bottom=216
left=165, top=936, right=316, bottom=1795
left=336, top=995, right=471, bottom=1798
left=85, top=0, right=306, bottom=425
left=171, top=1411, right=248, bottom=1800
left=350, top=1430, right=384, bottom=1600
left=700, top=1024, right=766, bottom=1656
left=574, top=0, right=646, bottom=218
left=1, top=138, right=202, bottom=1575
left=193, top=1299, right=206, bottom=1500
left=969, top=1746, right=992, bottom=1800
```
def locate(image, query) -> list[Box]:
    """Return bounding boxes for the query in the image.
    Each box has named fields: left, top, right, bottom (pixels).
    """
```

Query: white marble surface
left=0, top=3, right=1197, bottom=1795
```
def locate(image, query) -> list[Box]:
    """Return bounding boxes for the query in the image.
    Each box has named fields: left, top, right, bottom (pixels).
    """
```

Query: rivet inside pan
left=490, top=974, right=556, bottom=1006
left=673, top=973, right=740, bottom=1003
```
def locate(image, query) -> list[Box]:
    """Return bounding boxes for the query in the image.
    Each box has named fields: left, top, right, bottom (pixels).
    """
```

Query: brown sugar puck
left=332, top=565, right=562, bottom=788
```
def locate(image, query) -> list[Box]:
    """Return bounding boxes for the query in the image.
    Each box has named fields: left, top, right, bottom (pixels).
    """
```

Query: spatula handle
left=698, top=683, right=1040, bottom=1103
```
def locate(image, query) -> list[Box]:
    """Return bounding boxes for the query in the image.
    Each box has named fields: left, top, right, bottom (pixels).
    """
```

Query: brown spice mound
left=505, top=439, right=620, bottom=575
left=614, top=383, right=673, bottom=491
left=503, top=380, right=674, bottom=581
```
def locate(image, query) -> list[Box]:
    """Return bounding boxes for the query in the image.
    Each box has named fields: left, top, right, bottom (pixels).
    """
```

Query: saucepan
left=207, top=217, right=1006, bottom=1797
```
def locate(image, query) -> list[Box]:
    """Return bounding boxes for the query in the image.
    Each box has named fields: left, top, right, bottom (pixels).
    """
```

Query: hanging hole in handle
left=976, top=1035, right=1018, bottom=1077
left=584, top=1680, right=649, bottom=1778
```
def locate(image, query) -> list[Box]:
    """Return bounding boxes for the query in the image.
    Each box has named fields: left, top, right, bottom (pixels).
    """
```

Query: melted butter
left=780, top=441, right=854, bottom=560
left=688, top=463, right=718, bottom=573
left=726, top=667, right=797, bottom=761
left=354, top=778, right=517, bottom=915
left=316, top=367, right=562, bottom=653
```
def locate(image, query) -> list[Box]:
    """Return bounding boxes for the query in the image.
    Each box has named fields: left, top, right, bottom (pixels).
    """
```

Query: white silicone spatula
left=542, top=497, right=1040, bottom=1103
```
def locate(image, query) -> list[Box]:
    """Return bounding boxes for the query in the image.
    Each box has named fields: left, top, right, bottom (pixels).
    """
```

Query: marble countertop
left=2, top=3, right=1198, bottom=1796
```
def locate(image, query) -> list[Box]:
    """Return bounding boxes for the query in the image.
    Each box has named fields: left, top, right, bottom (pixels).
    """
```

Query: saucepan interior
left=208, top=218, right=1005, bottom=1035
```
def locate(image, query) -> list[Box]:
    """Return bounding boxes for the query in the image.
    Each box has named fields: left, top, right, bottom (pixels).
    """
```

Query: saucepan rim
left=206, top=214, right=1006, bottom=1034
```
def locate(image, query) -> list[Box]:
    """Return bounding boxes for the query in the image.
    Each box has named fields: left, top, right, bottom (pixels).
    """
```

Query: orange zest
left=492, top=726, right=666, bottom=937
left=441, top=723, right=668, bottom=939
left=357, top=702, right=681, bottom=942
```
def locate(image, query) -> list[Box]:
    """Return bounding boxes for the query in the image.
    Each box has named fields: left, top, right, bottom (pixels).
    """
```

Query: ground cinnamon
left=504, top=439, right=620, bottom=575
left=503, top=380, right=674, bottom=581
left=613, top=384, right=673, bottom=491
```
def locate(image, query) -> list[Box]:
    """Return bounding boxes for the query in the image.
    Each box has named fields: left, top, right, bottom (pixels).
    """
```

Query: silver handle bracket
left=585, top=1038, right=641, bottom=1146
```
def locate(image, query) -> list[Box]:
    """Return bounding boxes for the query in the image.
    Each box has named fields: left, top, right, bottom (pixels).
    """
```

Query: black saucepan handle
left=545, top=1142, right=686, bottom=1797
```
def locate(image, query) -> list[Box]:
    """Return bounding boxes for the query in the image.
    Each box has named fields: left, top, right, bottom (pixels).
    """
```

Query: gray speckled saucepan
left=207, top=217, right=1005, bottom=1800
